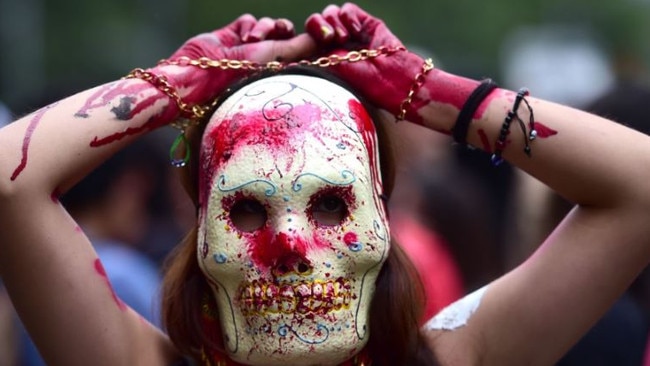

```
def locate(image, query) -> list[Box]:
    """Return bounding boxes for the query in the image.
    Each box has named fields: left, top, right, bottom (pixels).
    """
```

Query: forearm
left=0, top=76, right=177, bottom=197
left=415, top=71, right=650, bottom=208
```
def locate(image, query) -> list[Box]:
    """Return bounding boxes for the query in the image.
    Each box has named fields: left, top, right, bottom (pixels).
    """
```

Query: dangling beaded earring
left=169, top=128, right=192, bottom=167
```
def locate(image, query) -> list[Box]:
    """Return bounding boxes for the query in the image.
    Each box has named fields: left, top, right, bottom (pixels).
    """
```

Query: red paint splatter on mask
left=245, top=226, right=333, bottom=273
left=348, top=100, right=385, bottom=213
left=199, top=103, right=326, bottom=206
left=343, top=232, right=358, bottom=246
left=533, top=122, right=558, bottom=138
left=348, top=100, right=379, bottom=187
left=94, top=258, right=127, bottom=311
left=248, top=230, right=308, bottom=270
left=10, top=107, right=49, bottom=181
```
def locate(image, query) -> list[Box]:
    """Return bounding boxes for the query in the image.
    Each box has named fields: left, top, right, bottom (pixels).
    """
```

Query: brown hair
left=161, top=68, right=438, bottom=365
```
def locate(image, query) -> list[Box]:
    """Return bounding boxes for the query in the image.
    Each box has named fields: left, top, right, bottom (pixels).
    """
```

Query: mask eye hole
left=230, top=199, right=267, bottom=232
left=310, top=194, right=348, bottom=226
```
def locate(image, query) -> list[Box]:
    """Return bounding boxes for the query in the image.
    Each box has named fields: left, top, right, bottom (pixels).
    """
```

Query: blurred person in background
left=386, top=117, right=465, bottom=320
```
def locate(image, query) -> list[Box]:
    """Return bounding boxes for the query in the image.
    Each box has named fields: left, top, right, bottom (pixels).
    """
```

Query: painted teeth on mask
left=239, top=278, right=352, bottom=316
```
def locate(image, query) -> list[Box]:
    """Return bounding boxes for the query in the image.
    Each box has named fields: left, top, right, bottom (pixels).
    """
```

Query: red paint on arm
left=423, top=71, right=481, bottom=111
left=76, top=80, right=179, bottom=147
left=50, top=187, right=61, bottom=202
left=94, top=258, right=127, bottom=311
left=534, top=122, right=558, bottom=138
left=404, top=70, right=481, bottom=128
left=478, top=129, right=493, bottom=152
left=76, top=82, right=152, bottom=119
left=10, top=107, right=50, bottom=181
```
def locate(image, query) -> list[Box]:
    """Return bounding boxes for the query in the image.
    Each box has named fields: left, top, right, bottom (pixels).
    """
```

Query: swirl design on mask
left=243, top=80, right=297, bottom=122
left=277, top=323, right=330, bottom=345
left=354, top=219, right=388, bottom=340
left=202, top=265, right=239, bottom=352
left=253, top=79, right=363, bottom=133
left=198, top=229, right=240, bottom=353
left=291, top=170, right=356, bottom=192
left=217, top=174, right=277, bottom=196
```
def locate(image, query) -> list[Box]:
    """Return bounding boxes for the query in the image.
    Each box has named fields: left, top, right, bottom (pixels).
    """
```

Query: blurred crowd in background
left=2, top=0, right=650, bottom=365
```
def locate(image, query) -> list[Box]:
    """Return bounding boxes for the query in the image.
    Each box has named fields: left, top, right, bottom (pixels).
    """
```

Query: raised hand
left=305, top=3, right=429, bottom=123
left=155, top=14, right=315, bottom=112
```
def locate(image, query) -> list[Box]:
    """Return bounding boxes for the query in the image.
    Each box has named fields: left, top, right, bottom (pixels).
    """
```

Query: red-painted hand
left=156, top=14, right=315, bottom=108
left=305, top=3, right=427, bottom=122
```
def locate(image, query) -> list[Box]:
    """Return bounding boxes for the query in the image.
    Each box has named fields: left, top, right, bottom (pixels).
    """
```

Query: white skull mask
left=197, top=74, right=390, bottom=365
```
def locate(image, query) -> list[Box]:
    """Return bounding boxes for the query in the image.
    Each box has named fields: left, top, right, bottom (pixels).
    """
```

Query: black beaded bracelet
left=452, top=79, right=499, bottom=146
left=491, top=87, right=536, bottom=166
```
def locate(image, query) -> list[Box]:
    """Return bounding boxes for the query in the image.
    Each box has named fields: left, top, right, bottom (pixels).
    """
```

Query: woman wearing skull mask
left=3, top=3, right=650, bottom=366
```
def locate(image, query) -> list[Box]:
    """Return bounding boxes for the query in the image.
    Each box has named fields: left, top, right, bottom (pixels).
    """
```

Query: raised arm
left=307, top=3, right=650, bottom=365
left=0, top=16, right=314, bottom=366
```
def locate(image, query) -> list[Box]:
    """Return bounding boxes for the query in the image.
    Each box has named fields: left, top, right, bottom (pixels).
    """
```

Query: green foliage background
left=1, top=0, right=649, bottom=114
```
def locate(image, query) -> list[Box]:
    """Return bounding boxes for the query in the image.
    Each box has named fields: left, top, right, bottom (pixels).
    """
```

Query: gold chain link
left=158, top=46, right=405, bottom=71
left=125, top=46, right=432, bottom=129
left=396, top=57, right=434, bottom=121
left=124, top=68, right=212, bottom=123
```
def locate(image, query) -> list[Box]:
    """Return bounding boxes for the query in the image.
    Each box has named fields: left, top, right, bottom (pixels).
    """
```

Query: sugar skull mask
left=197, top=73, right=390, bottom=365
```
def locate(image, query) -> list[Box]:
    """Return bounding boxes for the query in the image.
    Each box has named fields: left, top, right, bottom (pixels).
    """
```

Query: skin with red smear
left=10, top=105, right=53, bottom=181
left=477, top=122, right=558, bottom=153
left=78, top=81, right=178, bottom=147
left=94, top=258, right=127, bottom=311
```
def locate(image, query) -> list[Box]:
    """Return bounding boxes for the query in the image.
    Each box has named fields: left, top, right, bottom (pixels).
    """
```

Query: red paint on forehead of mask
left=200, top=103, right=327, bottom=205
